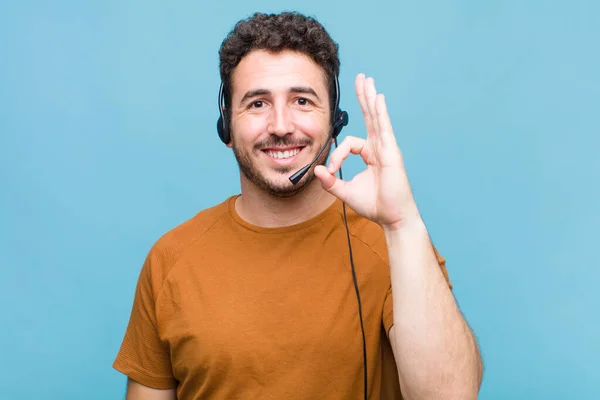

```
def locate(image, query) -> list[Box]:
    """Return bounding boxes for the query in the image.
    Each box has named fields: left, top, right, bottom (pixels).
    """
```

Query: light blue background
left=1, top=1, right=598, bottom=399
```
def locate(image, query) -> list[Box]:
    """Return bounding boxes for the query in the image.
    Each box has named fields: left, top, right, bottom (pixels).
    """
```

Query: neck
left=235, top=176, right=337, bottom=228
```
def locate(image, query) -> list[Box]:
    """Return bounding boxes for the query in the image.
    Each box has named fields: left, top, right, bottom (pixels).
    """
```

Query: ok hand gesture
left=314, top=74, right=421, bottom=230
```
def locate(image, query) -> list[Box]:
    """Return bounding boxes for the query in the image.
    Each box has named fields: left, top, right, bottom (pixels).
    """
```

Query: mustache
left=254, top=136, right=313, bottom=150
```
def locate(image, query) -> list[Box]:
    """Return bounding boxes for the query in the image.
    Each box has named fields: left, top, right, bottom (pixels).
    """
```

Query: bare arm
left=125, top=379, right=177, bottom=400
left=386, top=220, right=483, bottom=400
left=313, top=74, right=482, bottom=398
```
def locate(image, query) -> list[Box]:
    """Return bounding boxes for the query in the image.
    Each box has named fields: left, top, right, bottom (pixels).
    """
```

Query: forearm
left=385, top=218, right=482, bottom=400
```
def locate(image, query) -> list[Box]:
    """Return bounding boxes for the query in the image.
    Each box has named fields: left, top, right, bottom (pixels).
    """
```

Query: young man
left=113, top=12, right=483, bottom=400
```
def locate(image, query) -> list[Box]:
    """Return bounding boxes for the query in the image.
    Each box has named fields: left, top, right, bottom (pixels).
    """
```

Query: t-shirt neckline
left=227, top=194, right=342, bottom=234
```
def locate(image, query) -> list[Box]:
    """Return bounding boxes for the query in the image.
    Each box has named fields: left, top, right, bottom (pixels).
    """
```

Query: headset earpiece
left=332, top=108, right=349, bottom=139
left=330, top=77, right=348, bottom=139
left=217, top=83, right=230, bottom=144
left=217, top=114, right=229, bottom=144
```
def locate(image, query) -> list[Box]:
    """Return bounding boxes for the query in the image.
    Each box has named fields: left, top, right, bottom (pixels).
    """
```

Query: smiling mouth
left=262, top=146, right=305, bottom=160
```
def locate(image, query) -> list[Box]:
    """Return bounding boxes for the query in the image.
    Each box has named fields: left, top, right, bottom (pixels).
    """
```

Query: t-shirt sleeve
left=382, top=246, right=452, bottom=337
left=113, top=249, right=177, bottom=389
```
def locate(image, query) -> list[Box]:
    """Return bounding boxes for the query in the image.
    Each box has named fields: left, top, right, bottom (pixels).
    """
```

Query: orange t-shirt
left=113, top=195, right=451, bottom=399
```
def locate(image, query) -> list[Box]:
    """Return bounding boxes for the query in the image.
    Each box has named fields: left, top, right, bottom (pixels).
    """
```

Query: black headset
left=216, top=77, right=348, bottom=145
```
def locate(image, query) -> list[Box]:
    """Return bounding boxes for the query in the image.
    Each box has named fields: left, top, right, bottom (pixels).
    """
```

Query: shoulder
left=335, top=204, right=446, bottom=267
left=141, top=196, right=236, bottom=287
left=339, top=202, right=450, bottom=286
left=157, top=197, right=233, bottom=250
left=335, top=203, right=389, bottom=264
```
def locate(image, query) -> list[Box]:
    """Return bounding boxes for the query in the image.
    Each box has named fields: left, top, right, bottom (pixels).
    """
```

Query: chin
left=263, top=172, right=313, bottom=198
left=245, top=168, right=314, bottom=198
left=233, top=141, right=325, bottom=198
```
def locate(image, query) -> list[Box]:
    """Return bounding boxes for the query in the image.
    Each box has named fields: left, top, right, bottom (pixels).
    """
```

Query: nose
left=267, top=102, right=294, bottom=136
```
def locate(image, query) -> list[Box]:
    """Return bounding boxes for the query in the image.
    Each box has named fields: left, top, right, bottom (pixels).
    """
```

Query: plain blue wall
left=1, top=1, right=598, bottom=399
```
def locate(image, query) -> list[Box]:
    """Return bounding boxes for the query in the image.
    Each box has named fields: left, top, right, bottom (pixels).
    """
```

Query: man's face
left=227, top=49, right=331, bottom=197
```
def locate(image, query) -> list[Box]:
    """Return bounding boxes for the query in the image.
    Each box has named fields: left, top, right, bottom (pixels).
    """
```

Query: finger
left=327, top=136, right=367, bottom=174
left=375, top=93, right=398, bottom=147
left=314, top=165, right=349, bottom=202
left=355, top=74, right=375, bottom=137
left=365, top=77, right=380, bottom=139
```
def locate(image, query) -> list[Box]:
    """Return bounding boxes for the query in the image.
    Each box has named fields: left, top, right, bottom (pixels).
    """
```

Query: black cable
left=335, top=137, right=368, bottom=400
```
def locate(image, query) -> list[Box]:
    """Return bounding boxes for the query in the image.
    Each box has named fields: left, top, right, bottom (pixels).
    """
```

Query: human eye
left=250, top=100, right=264, bottom=109
left=295, top=97, right=313, bottom=107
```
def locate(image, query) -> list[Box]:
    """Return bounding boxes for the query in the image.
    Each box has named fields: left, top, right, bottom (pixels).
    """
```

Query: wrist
left=382, top=215, right=427, bottom=237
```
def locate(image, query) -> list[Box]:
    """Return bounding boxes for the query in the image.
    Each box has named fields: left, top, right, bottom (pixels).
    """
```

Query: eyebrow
left=290, top=86, right=319, bottom=99
left=240, top=89, right=270, bottom=105
left=239, top=86, right=320, bottom=105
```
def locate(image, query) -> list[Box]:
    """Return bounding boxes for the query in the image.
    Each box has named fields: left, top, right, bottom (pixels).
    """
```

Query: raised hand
left=314, top=73, right=421, bottom=230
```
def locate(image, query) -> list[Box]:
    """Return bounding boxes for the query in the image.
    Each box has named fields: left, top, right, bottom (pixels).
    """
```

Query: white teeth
left=267, top=148, right=301, bottom=159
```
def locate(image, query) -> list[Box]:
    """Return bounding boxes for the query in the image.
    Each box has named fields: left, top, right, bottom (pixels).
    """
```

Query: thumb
left=314, top=165, right=347, bottom=200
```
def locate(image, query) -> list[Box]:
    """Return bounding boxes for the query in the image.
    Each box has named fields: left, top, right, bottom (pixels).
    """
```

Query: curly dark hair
left=219, top=12, right=340, bottom=115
